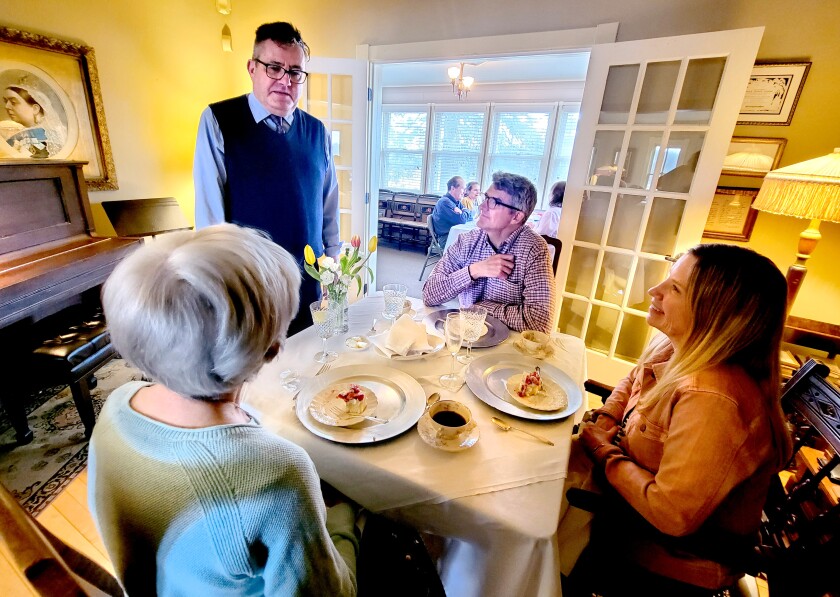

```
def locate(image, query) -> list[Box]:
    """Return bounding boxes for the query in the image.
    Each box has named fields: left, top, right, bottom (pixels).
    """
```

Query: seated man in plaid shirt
left=422, top=171, right=556, bottom=333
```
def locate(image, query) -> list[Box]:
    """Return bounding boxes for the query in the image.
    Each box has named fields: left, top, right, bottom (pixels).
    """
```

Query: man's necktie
left=269, top=115, right=288, bottom=134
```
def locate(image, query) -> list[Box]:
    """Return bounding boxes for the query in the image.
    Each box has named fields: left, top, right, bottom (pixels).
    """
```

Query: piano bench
left=30, top=312, right=116, bottom=441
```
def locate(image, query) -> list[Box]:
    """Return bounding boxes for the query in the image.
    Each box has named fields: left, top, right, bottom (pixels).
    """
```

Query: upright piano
left=0, top=160, right=142, bottom=441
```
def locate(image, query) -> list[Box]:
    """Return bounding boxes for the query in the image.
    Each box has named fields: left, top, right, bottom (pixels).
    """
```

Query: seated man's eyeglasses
left=252, top=58, right=308, bottom=84
left=477, top=193, right=522, bottom=212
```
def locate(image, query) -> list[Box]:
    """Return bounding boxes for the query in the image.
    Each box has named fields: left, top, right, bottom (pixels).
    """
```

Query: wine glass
left=440, top=313, right=464, bottom=391
left=309, top=301, right=337, bottom=363
left=457, top=305, right=487, bottom=364
left=382, top=283, right=408, bottom=321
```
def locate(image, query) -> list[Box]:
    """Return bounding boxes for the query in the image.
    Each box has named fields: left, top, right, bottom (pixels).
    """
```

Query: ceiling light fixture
left=448, top=63, right=474, bottom=100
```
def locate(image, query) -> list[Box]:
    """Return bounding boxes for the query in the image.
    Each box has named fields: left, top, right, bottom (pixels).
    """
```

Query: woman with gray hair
left=88, top=224, right=357, bottom=596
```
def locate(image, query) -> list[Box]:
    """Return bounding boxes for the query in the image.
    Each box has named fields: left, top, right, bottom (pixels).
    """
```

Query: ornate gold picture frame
left=737, top=62, right=810, bottom=126
left=0, top=26, right=117, bottom=190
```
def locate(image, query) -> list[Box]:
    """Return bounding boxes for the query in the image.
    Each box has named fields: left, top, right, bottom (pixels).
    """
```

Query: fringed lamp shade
left=752, top=148, right=840, bottom=309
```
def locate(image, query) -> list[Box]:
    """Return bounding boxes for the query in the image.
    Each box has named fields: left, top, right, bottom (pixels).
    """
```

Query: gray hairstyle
left=446, top=176, right=464, bottom=191
left=491, top=171, right=538, bottom=219
left=102, top=224, right=301, bottom=400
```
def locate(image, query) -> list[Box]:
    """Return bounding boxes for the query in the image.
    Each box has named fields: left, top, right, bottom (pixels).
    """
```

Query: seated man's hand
left=469, top=253, right=515, bottom=280
left=452, top=206, right=463, bottom=214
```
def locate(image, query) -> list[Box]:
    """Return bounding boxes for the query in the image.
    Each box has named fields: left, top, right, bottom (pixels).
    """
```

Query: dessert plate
left=308, top=383, right=379, bottom=426
left=505, top=374, right=568, bottom=411
left=423, top=309, right=509, bottom=348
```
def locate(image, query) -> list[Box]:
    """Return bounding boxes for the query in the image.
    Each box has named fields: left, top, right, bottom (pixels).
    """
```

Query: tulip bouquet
left=304, top=235, right=377, bottom=320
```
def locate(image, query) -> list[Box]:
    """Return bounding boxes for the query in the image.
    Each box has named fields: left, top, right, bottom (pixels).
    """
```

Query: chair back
left=541, top=235, right=562, bottom=275
left=0, top=483, right=124, bottom=596
left=416, top=195, right=437, bottom=223
left=392, top=192, right=418, bottom=220
left=750, top=359, right=840, bottom=597
left=378, top=190, right=394, bottom=217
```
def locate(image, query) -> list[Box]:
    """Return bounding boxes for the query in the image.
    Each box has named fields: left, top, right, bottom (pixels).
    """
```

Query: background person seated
left=89, top=224, right=357, bottom=596
left=429, top=175, right=471, bottom=245
left=462, top=180, right=480, bottom=217
left=422, top=171, right=555, bottom=333
left=566, top=244, right=791, bottom=596
left=533, top=180, right=564, bottom=237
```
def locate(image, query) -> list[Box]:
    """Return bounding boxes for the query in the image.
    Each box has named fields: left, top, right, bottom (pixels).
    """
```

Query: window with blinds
left=379, top=103, right=579, bottom=206
left=380, top=110, right=428, bottom=192
left=428, top=110, right=486, bottom=194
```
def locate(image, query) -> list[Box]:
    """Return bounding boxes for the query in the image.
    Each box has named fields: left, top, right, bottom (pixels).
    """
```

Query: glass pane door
left=555, top=28, right=763, bottom=382
left=304, top=58, right=369, bottom=297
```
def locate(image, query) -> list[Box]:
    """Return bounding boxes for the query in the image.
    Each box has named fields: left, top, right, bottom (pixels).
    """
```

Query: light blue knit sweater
left=88, top=381, right=357, bottom=596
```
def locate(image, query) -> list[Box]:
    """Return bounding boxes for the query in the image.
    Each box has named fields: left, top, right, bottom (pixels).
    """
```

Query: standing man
left=194, top=22, right=338, bottom=335
left=429, top=176, right=472, bottom=246
left=423, top=172, right=556, bottom=333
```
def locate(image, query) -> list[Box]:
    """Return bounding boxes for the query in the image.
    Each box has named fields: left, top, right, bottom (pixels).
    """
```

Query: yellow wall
left=3, top=0, right=839, bottom=323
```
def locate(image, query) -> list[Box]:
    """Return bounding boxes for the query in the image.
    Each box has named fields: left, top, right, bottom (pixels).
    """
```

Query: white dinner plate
left=465, top=353, right=582, bottom=421
left=296, top=365, right=425, bottom=443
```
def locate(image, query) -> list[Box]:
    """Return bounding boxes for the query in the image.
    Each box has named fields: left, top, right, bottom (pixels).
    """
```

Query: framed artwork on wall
left=737, top=62, right=811, bottom=126
left=0, top=26, right=117, bottom=190
left=703, top=187, right=759, bottom=241
left=721, top=136, right=787, bottom=177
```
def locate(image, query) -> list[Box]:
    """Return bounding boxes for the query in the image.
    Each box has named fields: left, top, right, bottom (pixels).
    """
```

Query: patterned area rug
left=0, top=359, right=142, bottom=515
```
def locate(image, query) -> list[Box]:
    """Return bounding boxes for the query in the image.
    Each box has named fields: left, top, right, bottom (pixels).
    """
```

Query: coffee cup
left=428, top=400, right=473, bottom=440
left=521, top=330, right=550, bottom=353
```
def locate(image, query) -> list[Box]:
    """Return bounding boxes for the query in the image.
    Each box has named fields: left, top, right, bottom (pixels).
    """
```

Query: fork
left=316, top=361, right=332, bottom=376
left=328, top=404, right=388, bottom=424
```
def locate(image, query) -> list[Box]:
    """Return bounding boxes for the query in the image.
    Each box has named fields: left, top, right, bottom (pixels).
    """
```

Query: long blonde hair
left=638, top=244, right=791, bottom=469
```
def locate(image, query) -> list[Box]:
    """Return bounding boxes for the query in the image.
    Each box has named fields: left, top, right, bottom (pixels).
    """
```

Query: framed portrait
left=703, top=187, right=759, bottom=241
left=737, top=62, right=811, bottom=126
left=721, top=136, right=786, bottom=177
left=0, top=26, right=117, bottom=190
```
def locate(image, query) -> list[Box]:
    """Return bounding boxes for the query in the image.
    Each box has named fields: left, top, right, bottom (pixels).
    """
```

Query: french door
left=555, top=27, right=764, bottom=382
left=303, top=57, right=372, bottom=296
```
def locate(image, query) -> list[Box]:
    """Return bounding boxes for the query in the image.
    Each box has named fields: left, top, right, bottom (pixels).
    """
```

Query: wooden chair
left=0, top=483, right=124, bottom=596
left=541, top=235, right=562, bottom=275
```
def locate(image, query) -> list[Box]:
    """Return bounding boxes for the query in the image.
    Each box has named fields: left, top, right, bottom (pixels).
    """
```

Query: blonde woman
left=569, top=244, right=790, bottom=596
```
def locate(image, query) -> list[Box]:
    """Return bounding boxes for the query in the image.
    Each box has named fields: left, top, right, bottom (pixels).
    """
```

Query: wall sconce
left=221, top=24, right=232, bottom=52
left=447, top=63, right=474, bottom=100
left=216, top=0, right=232, bottom=15
left=752, top=148, right=840, bottom=309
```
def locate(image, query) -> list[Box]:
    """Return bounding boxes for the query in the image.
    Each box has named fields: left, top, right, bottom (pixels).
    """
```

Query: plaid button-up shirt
left=422, top=225, right=556, bottom=333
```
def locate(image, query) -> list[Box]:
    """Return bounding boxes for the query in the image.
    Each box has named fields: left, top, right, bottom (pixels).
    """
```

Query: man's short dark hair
left=253, top=22, right=310, bottom=60
left=446, top=176, right=464, bottom=191
left=492, top=171, right=537, bottom=219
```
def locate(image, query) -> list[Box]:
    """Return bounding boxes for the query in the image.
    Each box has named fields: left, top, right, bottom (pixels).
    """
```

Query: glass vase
left=328, top=285, right=349, bottom=333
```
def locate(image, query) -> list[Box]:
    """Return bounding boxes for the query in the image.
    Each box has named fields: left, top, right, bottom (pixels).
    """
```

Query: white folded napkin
left=386, top=314, right=433, bottom=356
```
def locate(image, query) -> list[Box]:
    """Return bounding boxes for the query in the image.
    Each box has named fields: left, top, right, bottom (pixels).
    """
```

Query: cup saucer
left=417, top=412, right=480, bottom=452
left=512, top=338, right=556, bottom=360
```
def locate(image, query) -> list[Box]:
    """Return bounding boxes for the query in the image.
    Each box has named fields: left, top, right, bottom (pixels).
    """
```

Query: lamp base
left=785, top=264, right=807, bottom=312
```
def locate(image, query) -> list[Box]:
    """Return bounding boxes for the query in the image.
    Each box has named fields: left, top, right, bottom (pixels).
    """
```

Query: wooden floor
left=0, top=469, right=115, bottom=596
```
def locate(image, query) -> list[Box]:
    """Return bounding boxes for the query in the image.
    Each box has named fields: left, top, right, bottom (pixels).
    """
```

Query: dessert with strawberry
left=337, top=383, right=366, bottom=415
left=517, top=367, right=543, bottom=398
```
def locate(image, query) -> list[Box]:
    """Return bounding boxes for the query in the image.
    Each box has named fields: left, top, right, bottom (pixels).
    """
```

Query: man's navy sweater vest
left=210, top=94, right=327, bottom=260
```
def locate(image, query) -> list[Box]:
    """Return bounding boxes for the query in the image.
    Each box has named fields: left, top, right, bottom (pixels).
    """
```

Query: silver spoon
left=490, top=416, right=554, bottom=446
left=425, top=392, right=440, bottom=411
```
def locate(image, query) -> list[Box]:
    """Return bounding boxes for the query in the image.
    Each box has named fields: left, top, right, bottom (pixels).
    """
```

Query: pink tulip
left=351, top=235, right=361, bottom=249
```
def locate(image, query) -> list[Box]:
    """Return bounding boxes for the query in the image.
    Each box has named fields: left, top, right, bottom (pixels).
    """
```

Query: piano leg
left=0, top=395, right=33, bottom=445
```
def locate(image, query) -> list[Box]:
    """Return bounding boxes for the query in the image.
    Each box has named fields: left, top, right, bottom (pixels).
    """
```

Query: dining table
left=243, top=295, right=587, bottom=597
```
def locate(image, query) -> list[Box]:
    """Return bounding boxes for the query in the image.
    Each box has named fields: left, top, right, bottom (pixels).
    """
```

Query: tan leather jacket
left=595, top=340, right=780, bottom=589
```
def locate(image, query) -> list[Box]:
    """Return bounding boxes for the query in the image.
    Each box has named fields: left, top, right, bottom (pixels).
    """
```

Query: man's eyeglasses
left=252, top=58, right=308, bottom=84
left=477, top=193, right=522, bottom=212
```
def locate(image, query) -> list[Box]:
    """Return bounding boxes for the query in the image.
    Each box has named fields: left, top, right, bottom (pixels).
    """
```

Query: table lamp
left=752, top=148, right=840, bottom=308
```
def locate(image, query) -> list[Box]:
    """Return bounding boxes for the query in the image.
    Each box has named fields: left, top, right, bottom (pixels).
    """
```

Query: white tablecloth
left=244, top=296, right=586, bottom=597
left=443, top=221, right=477, bottom=251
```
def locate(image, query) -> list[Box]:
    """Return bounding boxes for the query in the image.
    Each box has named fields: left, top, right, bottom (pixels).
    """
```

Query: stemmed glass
left=457, top=305, right=487, bottom=364
left=310, top=301, right=337, bottom=363
left=440, top=313, right=464, bottom=391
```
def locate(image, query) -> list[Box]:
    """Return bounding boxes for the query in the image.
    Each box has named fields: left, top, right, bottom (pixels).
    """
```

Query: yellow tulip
left=304, top=244, right=316, bottom=265
left=368, top=236, right=378, bottom=253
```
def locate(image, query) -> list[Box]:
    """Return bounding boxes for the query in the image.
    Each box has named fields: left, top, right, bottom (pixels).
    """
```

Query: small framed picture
left=738, top=62, right=810, bottom=126
left=703, top=187, right=759, bottom=241
left=721, top=136, right=786, bottom=177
